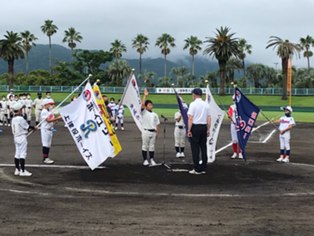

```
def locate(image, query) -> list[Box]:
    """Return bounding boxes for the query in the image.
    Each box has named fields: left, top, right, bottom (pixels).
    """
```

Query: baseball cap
left=42, top=98, right=55, bottom=106
left=192, top=88, right=202, bottom=96
left=12, top=102, right=22, bottom=111
left=281, top=106, right=293, bottom=112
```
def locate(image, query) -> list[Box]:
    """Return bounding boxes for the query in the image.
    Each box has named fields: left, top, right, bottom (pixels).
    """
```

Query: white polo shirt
left=187, top=98, right=210, bottom=124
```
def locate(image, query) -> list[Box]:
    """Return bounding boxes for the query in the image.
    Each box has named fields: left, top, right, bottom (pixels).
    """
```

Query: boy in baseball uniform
left=40, top=98, right=62, bottom=164
left=274, top=106, right=295, bottom=163
left=174, top=109, right=186, bottom=158
left=141, top=88, right=160, bottom=166
left=227, top=96, right=243, bottom=159
left=11, top=103, right=35, bottom=176
left=33, top=92, right=43, bottom=126
left=115, top=99, right=125, bottom=130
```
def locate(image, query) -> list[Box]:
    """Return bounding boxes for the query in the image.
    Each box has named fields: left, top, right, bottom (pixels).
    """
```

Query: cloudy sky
left=1, top=0, right=314, bottom=68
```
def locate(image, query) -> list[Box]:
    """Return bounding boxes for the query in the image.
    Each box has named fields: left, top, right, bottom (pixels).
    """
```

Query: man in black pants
left=187, top=88, right=211, bottom=175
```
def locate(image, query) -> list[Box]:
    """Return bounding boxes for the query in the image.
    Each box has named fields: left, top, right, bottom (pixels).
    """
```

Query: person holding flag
left=228, top=95, right=243, bottom=159
left=141, top=88, right=160, bottom=166
left=174, top=97, right=188, bottom=158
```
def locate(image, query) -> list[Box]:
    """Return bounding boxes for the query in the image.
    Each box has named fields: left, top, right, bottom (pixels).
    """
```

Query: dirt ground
left=1, top=119, right=314, bottom=236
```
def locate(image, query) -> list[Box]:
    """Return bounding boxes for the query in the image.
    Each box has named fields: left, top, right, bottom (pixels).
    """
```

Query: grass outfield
left=1, top=92, right=313, bottom=122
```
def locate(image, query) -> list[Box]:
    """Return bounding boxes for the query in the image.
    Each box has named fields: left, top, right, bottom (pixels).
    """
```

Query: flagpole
left=27, top=74, right=92, bottom=136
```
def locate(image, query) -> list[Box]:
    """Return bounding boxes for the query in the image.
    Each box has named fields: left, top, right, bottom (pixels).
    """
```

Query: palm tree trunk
left=192, top=54, right=195, bottom=77
left=138, top=53, right=142, bottom=87
left=307, top=56, right=310, bottom=71
left=164, top=54, right=167, bottom=77
left=218, top=61, right=226, bottom=96
left=25, top=52, right=29, bottom=75
left=7, top=59, right=14, bottom=89
left=281, top=58, right=288, bottom=100
left=49, top=36, right=52, bottom=75
left=242, top=59, right=247, bottom=87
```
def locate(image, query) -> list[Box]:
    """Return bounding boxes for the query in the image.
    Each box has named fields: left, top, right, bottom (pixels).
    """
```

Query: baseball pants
left=14, top=136, right=27, bottom=159
left=142, top=130, right=157, bottom=152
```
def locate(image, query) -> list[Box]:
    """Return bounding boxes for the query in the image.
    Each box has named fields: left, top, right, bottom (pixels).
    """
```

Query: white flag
left=206, top=85, right=225, bottom=163
left=60, top=82, right=114, bottom=170
left=121, top=74, right=143, bottom=132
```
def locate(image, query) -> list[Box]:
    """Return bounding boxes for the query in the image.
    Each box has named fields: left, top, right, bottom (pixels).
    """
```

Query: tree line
left=1, top=20, right=314, bottom=99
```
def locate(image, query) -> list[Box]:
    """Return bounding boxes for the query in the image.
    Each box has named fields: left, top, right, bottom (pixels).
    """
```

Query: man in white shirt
left=141, top=88, right=160, bottom=166
left=187, top=88, right=211, bottom=174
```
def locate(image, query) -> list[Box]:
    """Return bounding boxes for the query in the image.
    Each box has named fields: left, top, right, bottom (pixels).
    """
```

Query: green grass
left=1, top=92, right=313, bottom=122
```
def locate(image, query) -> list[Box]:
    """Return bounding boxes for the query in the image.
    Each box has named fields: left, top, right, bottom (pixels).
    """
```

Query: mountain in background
left=0, top=44, right=219, bottom=78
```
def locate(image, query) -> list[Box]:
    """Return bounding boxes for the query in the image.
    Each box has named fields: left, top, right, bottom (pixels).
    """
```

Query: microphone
left=161, top=114, right=168, bottom=121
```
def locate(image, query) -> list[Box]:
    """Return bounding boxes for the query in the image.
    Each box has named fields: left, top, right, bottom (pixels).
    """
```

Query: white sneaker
left=180, top=152, right=185, bottom=158
left=19, top=170, right=32, bottom=177
left=14, top=168, right=20, bottom=176
left=143, top=160, right=149, bottom=166
left=276, top=157, right=284, bottom=162
left=189, top=169, right=202, bottom=175
left=8, top=124, right=10, bottom=127
left=282, top=157, right=290, bottom=163
left=121, top=127, right=124, bottom=131
left=238, top=153, right=243, bottom=159
left=231, top=153, right=237, bottom=159
left=150, top=159, right=157, bottom=166
left=176, top=152, right=181, bottom=158
left=114, top=127, right=118, bottom=130
left=43, top=158, right=54, bottom=164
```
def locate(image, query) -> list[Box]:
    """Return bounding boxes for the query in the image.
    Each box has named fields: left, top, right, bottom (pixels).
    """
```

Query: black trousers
left=190, top=124, right=207, bottom=172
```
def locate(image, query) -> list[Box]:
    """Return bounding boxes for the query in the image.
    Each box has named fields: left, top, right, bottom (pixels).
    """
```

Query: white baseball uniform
left=40, top=109, right=54, bottom=147
left=108, top=102, right=116, bottom=117
left=228, top=104, right=238, bottom=143
left=115, top=104, right=124, bottom=125
left=278, top=115, right=295, bottom=150
left=141, top=109, right=160, bottom=152
left=33, top=98, right=43, bottom=123
left=24, top=98, right=33, bottom=122
left=11, top=116, right=29, bottom=159
left=0, top=99, right=7, bottom=125
left=174, top=111, right=185, bottom=148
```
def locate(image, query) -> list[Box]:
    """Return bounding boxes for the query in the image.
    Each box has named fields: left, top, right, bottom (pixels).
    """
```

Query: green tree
left=158, top=76, right=172, bottom=87
left=203, top=26, right=240, bottom=95
left=110, top=39, right=127, bottom=59
left=266, top=36, right=301, bottom=100
left=155, top=33, right=176, bottom=77
left=106, top=59, right=131, bottom=86
left=20, top=30, right=38, bottom=75
left=0, top=31, right=25, bottom=88
left=170, top=66, right=190, bottom=86
left=183, top=35, right=202, bottom=77
left=246, top=64, right=267, bottom=88
left=237, top=38, right=252, bottom=84
left=142, top=70, right=156, bottom=87
left=299, top=35, right=314, bottom=71
left=41, top=19, right=58, bottom=74
left=132, top=34, right=149, bottom=77
left=62, top=27, right=83, bottom=60
left=225, top=57, right=242, bottom=84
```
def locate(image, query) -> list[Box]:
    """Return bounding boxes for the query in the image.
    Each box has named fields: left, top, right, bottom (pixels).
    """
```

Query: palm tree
left=246, top=64, right=267, bottom=88
left=106, top=59, right=131, bottom=86
left=41, top=19, right=58, bottom=74
left=183, top=36, right=202, bottom=77
left=0, top=31, right=25, bottom=88
left=203, top=26, right=240, bottom=95
left=132, top=34, right=149, bottom=77
left=20, top=30, right=38, bottom=75
left=238, top=38, right=252, bottom=79
left=225, top=57, right=242, bottom=85
left=62, top=27, right=83, bottom=60
left=266, top=36, right=301, bottom=100
left=170, top=66, right=190, bottom=86
left=109, top=39, right=127, bottom=59
left=155, top=33, right=176, bottom=77
left=299, top=35, right=314, bottom=70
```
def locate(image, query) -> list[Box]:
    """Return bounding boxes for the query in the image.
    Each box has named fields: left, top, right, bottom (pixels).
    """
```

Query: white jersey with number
left=141, top=109, right=160, bottom=130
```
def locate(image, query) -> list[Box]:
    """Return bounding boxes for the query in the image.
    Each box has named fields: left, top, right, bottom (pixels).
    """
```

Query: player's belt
left=144, top=129, right=156, bottom=132
left=176, top=125, right=185, bottom=129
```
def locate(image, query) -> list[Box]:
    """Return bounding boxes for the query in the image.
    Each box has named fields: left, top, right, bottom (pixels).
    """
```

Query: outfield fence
left=0, top=85, right=314, bottom=96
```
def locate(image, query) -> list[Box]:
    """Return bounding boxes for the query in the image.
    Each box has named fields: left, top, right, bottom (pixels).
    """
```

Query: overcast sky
left=1, top=0, right=314, bottom=68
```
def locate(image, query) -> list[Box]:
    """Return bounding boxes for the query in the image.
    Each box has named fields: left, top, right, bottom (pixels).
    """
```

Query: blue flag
left=174, top=89, right=189, bottom=132
left=234, top=87, right=260, bottom=161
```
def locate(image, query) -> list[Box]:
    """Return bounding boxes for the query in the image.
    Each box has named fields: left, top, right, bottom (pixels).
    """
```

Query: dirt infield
left=1, top=120, right=314, bottom=236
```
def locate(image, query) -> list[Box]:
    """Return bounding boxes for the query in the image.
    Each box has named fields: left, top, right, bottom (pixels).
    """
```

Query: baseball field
left=1, top=117, right=314, bottom=235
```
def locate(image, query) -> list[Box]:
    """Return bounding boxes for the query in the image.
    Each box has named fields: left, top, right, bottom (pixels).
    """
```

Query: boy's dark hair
left=110, top=97, right=115, bottom=101
left=145, top=100, right=153, bottom=106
